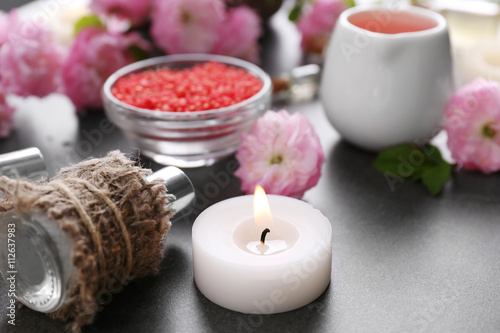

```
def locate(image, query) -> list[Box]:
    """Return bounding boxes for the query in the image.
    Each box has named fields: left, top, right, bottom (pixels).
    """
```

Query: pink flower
left=0, top=11, right=66, bottom=98
left=296, top=0, right=345, bottom=53
left=62, top=27, right=149, bottom=111
left=210, top=6, right=262, bottom=63
left=0, top=11, right=9, bottom=46
left=235, top=110, right=324, bottom=199
left=445, top=78, right=500, bottom=173
left=150, top=0, right=226, bottom=54
left=0, top=94, right=15, bottom=138
left=90, top=0, right=153, bottom=26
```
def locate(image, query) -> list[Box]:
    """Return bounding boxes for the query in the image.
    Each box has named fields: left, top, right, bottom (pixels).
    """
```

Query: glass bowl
left=102, top=54, right=272, bottom=167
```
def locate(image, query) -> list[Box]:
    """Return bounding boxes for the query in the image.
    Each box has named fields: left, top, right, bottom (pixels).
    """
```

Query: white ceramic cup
left=320, top=5, right=454, bottom=151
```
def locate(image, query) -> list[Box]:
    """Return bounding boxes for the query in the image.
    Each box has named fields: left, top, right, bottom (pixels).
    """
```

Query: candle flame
left=254, top=185, right=273, bottom=228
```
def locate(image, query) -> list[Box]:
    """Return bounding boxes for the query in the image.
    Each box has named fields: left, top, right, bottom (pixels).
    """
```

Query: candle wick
left=260, top=228, right=270, bottom=245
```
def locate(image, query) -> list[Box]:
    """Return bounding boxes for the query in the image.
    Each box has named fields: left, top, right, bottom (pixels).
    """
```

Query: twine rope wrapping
left=63, top=177, right=134, bottom=278
left=0, top=151, right=173, bottom=332
left=52, top=181, right=109, bottom=282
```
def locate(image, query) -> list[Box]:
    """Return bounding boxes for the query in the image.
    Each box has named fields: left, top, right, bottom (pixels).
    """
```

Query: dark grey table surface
left=1, top=1, right=500, bottom=333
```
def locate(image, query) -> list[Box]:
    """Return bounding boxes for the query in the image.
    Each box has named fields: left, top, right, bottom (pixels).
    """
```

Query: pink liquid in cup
left=348, top=10, right=438, bottom=34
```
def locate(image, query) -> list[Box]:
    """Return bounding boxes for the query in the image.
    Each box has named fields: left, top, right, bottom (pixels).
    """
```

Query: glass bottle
left=0, top=165, right=195, bottom=313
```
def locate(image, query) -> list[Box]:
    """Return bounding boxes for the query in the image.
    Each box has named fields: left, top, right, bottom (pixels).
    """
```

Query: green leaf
left=421, top=162, right=452, bottom=196
left=411, top=169, right=423, bottom=182
left=374, top=143, right=453, bottom=196
left=288, top=5, right=302, bottom=22
left=343, top=0, right=356, bottom=8
left=74, top=15, right=104, bottom=36
left=128, top=45, right=150, bottom=62
left=373, top=144, right=419, bottom=178
left=421, top=144, right=442, bottom=164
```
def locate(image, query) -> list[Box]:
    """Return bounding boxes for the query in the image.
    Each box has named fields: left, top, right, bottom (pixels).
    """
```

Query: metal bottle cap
left=146, top=166, right=196, bottom=223
left=0, top=147, right=48, bottom=180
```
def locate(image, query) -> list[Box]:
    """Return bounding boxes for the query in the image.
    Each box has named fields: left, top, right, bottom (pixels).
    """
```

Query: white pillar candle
left=456, top=41, right=500, bottom=87
left=192, top=188, right=332, bottom=314
left=431, top=1, right=500, bottom=48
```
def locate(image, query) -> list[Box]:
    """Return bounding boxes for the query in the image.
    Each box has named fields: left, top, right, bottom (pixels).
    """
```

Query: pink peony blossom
left=235, top=110, right=324, bottom=199
left=90, top=0, right=153, bottom=26
left=150, top=0, right=226, bottom=54
left=0, top=94, right=15, bottom=138
left=210, top=6, right=262, bottom=63
left=296, top=0, right=345, bottom=53
left=444, top=78, right=500, bottom=173
left=0, top=11, right=66, bottom=98
left=62, top=27, right=150, bottom=111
